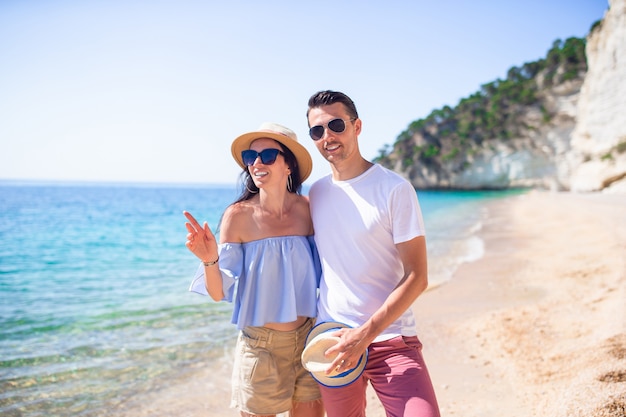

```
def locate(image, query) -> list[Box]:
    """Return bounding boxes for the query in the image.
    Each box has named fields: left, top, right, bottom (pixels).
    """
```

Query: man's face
left=307, top=102, right=361, bottom=165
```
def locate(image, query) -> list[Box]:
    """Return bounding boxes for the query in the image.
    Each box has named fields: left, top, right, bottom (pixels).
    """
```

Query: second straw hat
left=301, top=321, right=368, bottom=387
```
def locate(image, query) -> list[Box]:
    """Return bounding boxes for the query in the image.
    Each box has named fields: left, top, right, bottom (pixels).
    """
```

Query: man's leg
left=318, top=375, right=368, bottom=417
left=368, top=336, right=440, bottom=417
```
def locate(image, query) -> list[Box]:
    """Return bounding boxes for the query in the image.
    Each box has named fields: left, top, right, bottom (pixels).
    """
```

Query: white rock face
left=569, top=0, right=626, bottom=192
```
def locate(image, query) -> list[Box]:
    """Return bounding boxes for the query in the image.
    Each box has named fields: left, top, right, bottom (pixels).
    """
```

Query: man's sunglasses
left=309, top=118, right=354, bottom=141
left=241, top=148, right=284, bottom=166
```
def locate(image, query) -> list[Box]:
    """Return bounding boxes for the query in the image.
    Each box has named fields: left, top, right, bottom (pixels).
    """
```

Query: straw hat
left=231, top=122, right=313, bottom=183
left=301, top=322, right=368, bottom=387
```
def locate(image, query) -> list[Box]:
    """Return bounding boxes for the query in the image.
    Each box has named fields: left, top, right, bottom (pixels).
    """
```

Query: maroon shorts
left=319, top=335, right=440, bottom=417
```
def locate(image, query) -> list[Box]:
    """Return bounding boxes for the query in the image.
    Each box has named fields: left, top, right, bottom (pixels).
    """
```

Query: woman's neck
left=258, top=186, right=293, bottom=218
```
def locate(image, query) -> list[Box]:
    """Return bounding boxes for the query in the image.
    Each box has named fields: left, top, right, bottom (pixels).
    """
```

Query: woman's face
left=247, top=138, right=290, bottom=189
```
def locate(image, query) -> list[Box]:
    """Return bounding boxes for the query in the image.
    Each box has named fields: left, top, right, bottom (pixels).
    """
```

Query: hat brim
left=231, top=130, right=313, bottom=183
left=301, top=321, right=368, bottom=388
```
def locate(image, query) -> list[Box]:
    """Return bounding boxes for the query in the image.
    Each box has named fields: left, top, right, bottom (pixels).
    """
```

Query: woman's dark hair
left=306, top=90, right=359, bottom=122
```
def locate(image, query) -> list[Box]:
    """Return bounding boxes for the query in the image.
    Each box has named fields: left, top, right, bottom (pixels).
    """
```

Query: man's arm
left=325, top=235, right=428, bottom=373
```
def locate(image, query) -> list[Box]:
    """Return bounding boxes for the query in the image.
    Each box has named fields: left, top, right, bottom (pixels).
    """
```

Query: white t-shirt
left=309, top=164, right=426, bottom=342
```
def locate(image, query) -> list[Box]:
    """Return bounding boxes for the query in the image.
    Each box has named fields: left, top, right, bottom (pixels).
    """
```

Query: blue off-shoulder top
left=189, top=235, right=321, bottom=330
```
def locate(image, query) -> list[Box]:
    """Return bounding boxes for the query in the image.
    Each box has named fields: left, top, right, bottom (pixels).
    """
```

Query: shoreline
left=114, top=190, right=626, bottom=417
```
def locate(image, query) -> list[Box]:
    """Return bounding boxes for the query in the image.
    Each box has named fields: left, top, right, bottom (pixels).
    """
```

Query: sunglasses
left=309, top=118, right=354, bottom=141
left=241, top=148, right=284, bottom=166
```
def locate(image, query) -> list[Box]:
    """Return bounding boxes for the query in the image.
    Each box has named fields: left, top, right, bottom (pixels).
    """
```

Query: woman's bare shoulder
left=294, top=194, right=311, bottom=208
left=293, top=194, right=314, bottom=235
left=220, top=200, right=255, bottom=242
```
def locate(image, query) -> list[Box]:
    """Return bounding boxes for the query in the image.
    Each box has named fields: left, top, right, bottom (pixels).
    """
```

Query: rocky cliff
left=377, top=0, right=626, bottom=192
left=568, top=0, right=626, bottom=192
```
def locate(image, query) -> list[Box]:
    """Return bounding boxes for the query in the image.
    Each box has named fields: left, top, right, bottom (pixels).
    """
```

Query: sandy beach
left=413, top=190, right=626, bottom=417
left=115, top=190, right=626, bottom=417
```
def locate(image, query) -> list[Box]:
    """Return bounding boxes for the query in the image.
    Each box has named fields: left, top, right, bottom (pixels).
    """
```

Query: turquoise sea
left=0, top=181, right=521, bottom=416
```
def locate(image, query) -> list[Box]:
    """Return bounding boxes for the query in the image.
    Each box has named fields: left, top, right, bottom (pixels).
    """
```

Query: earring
left=286, top=174, right=293, bottom=192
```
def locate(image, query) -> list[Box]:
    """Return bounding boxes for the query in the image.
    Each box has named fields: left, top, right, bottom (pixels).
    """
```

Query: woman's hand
left=183, top=211, right=218, bottom=263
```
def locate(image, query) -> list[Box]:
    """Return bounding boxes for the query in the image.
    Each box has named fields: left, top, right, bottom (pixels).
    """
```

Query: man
left=306, top=90, right=440, bottom=417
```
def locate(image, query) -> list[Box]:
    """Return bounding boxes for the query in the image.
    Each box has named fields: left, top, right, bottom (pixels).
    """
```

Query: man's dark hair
left=307, top=90, right=359, bottom=123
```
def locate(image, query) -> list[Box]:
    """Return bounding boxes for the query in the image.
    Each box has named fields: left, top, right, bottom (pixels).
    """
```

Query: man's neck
left=331, top=157, right=374, bottom=181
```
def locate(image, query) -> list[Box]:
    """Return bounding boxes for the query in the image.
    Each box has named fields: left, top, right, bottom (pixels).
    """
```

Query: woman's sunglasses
left=241, top=148, right=284, bottom=166
left=309, top=118, right=354, bottom=141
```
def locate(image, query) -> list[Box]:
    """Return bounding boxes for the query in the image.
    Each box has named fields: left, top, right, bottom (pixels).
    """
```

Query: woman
left=184, top=122, right=324, bottom=417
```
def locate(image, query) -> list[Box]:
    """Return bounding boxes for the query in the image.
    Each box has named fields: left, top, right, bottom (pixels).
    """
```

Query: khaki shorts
left=231, top=318, right=321, bottom=415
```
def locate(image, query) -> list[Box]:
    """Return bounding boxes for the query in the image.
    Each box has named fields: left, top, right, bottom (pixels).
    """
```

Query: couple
left=185, top=91, right=440, bottom=417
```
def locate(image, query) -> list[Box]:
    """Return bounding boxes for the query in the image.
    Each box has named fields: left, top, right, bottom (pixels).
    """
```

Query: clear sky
left=0, top=0, right=609, bottom=185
